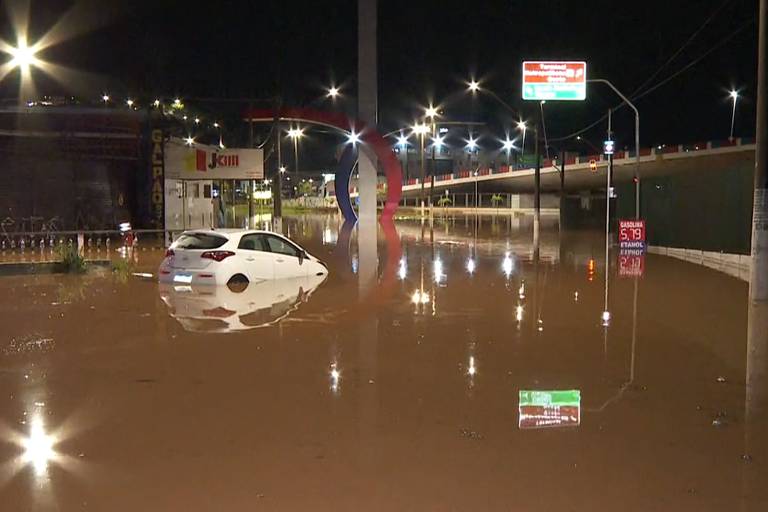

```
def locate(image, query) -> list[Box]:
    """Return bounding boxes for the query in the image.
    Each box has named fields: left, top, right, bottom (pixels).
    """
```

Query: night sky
left=0, top=0, right=760, bottom=159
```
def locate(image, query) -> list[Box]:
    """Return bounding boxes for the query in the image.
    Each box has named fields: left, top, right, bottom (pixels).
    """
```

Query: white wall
left=164, top=180, right=214, bottom=231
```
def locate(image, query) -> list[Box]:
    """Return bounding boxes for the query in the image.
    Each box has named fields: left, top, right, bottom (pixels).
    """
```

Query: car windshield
left=174, top=233, right=227, bottom=250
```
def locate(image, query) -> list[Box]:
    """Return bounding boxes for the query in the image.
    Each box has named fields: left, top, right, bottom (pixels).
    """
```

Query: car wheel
left=227, top=274, right=249, bottom=293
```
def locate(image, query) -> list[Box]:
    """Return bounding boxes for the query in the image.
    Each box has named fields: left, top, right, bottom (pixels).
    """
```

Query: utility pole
left=419, top=132, right=425, bottom=215
left=750, top=0, right=768, bottom=301
left=248, top=101, right=254, bottom=225
left=533, top=120, right=541, bottom=247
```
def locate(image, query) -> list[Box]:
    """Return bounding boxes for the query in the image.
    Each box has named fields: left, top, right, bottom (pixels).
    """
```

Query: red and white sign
left=618, top=254, right=645, bottom=277
left=618, top=219, right=646, bottom=247
left=522, top=61, right=587, bottom=101
left=165, top=138, right=264, bottom=180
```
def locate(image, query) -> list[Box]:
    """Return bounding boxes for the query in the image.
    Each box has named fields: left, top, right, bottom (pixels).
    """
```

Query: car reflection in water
left=159, top=273, right=327, bottom=333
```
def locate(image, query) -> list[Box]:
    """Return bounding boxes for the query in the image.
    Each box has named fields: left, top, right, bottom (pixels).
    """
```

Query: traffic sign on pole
left=522, top=61, right=587, bottom=101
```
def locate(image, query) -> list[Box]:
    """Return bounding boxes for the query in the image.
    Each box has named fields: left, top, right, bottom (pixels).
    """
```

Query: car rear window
left=174, top=233, right=227, bottom=249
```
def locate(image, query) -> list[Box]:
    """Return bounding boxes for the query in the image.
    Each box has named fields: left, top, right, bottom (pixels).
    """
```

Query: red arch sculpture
left=243, top=107, right=402, bottom=219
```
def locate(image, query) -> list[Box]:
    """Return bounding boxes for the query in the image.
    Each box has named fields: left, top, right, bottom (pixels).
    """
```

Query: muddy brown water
left=1, top=214, right=766, bottom=511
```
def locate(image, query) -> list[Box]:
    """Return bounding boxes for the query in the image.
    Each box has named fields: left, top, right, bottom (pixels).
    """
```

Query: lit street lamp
left=517, top=120, right=527, bottom=167
left=328, top=85, right=340, bottom=99
left=729, top=89, right=739, bottom=141
left=501, top=136, right=515, bottom=166
left=287, top=126, right=303, bottom=174
left=468, top=80, right=480, bottom=94
left=413, top=122, right=430, bottom=211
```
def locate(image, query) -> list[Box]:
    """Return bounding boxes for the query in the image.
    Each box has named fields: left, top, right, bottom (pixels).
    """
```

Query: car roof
left=181, top=229, right=282, bottom=238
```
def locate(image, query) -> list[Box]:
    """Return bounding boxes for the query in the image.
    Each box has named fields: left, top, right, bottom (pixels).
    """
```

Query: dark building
left=0, top=103, right=156, bottom=233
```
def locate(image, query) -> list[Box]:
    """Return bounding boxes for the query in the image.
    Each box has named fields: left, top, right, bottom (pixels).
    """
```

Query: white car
left=158, top=229, right=328, bottom=286
left=159, top=273, right=327, bottom=333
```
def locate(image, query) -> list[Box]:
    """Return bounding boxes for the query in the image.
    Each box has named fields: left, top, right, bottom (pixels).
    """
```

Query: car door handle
left=276, top=258, right=285, bottom=263
left=246, top=257, right=255, bottom=261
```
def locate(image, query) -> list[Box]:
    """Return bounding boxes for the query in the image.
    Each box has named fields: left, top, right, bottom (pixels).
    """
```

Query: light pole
left=516, top=120, right=527, bottom=169
left=502, top=136, right=515, bottom=167
left=729, top=89, right=739, bottom=141
left=287, top=126, right=303, bottom=174
left=413, top=123, right=429, bottom=214
left=588, top=79, right=641, bottom=219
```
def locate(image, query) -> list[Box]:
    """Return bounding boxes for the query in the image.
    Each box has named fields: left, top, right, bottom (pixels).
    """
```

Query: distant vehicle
left=159, top=273, right=327, bottom=333
left=159, top=229, right=327, bottom=286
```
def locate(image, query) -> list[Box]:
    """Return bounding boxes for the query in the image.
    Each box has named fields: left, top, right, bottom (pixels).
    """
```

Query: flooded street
left=1, top=214, right=766, bottom=511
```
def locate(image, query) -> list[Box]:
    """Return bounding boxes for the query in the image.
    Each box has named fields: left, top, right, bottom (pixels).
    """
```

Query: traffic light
left=589, top=159, right=597, bottom=172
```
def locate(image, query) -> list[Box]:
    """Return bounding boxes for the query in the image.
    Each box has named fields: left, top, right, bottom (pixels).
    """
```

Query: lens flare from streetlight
left=425, top=105, right=439, bottom=118
left=347, top=130, right=361, bottom=145
left=729, top=90, right=738, bottom=100
left=432, top=134, right=445, bottom=150
left=101, top=94, right=109, bottom=102
left=517, top=120, right=527, bottom=131
left=468, top=79, right=480, bottom=93
left=328, top=86, right=340, bottom=98
left=502, top=137, right=515, bottom=151
left=396, top=134, right=409, bottom=147
left=466, top=137, right=478, bottom=151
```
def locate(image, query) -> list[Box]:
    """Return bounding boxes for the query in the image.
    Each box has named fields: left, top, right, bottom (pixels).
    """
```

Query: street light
left=412, top=123, right=430, bottom=212
left=126, top=99, right=134, bottom=107
left=468, top=80, right=480, bottom=93
left=502, top=136, right=515, bottom=166
left=347, top=130, right=361, bottom=145
left=432, top=134, right=445, bottom=152
left=7, top=39, right=39, bottom=70
left=287, top=126, right=303, bottom=174
left=328, top=86, right=340, bottom=98
left=101, top=94, right=109, bottom=103
left=517, top=120, right=527, bottom=167
left=184, top=136, right=194, bottom=146
left=729, top=89, right=739, bottom=141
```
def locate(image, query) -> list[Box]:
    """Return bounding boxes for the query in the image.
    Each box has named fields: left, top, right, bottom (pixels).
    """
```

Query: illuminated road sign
left=522, top=61, right=587, bottom=101
left=519, top=390, right=581, bottom=429
left=619, top=219, right=646, bottom=250
left=603, top=140, right=615, bottom=155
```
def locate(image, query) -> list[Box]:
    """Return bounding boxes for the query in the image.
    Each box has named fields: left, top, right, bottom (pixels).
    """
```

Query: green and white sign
left=519, top=389, right=581, bottom=429
left=522, top=61, right=587, bottom=101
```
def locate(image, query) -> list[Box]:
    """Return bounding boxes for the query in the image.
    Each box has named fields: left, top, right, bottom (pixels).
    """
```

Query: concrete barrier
left=648, top=245, right=751, bottom=281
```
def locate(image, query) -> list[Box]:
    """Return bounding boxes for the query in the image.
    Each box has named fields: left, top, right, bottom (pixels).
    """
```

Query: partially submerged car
left=159, top=230, right=327, bottom=286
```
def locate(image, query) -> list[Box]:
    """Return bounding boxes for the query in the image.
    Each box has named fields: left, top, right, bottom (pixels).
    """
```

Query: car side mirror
left=298, top=250, right=306, bottom=265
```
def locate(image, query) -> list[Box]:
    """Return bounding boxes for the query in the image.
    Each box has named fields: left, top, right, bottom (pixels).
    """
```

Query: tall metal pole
left=750, top=0, right=768, bottom=301
left=730, top=94, right=738, bottom=141
left=588, top=79, right=640, bottom=219
left=604, top=109, right=613, bottom=323
left=419, top=132, right=425, bottom=215
left=248, top=102, right=254, bottom=226
left=273, top=119, right=283, bottom=219
left=534, top=122, right=541, bottom=246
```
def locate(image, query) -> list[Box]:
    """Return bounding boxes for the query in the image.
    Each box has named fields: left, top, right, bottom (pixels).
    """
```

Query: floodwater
left=1, top=213, right=766, bottom=511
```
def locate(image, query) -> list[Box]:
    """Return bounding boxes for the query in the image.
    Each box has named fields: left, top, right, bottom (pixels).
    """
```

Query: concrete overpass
left=396, top=138, right=755, bottom=199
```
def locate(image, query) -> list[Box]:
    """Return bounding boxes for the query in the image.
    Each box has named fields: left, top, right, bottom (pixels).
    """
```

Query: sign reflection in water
left=518, top=390, right=581, bottom=429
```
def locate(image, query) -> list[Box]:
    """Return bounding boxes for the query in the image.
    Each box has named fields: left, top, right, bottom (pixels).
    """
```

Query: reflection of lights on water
left=502, top=252, right=514, bottom=277
left=601, top=310, right=611, bottom=327
left=322, top=228, right=336, bottom=245
left=515, top=304, right=524, bottom=323
left=588, top=258, right=596, bottom=281
left=433, top=258, right=445, bottom=283
left=329, top=363, right=341, bottom=393
left=351, top=256, right=358, bottom=274
left=574, top=291, right=579, bottom=302
left=518, top=281, right=526, bottom=300
left=537, top=318, right=543, bottom=332
left=467, top=356, right=477, bottom=376
left=398, top=258, right=407, bottom=280
left=22, top=416, right=56, bottom=477
left=411, top=290, right=430, bottom=305
left=466, top=258, right=476, bottom=274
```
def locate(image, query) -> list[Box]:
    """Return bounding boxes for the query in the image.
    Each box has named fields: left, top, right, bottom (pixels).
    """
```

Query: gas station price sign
left=522, top=61, right=587, bottom=101
left=618, top=219, right=646, bottom=250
